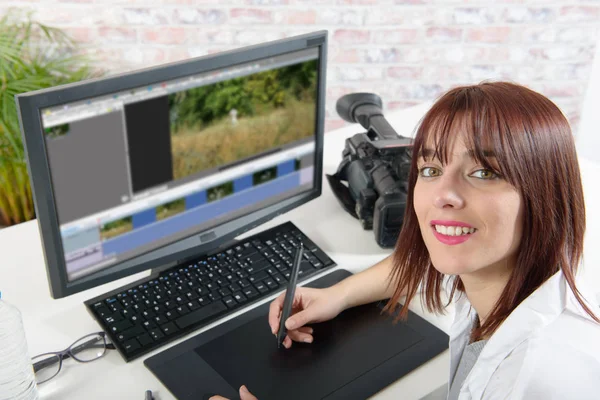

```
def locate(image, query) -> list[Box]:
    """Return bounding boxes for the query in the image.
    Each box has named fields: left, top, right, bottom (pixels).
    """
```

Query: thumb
left=239, top=385, right=258, bottom=400
left=285, top=309, right=312, bottom=330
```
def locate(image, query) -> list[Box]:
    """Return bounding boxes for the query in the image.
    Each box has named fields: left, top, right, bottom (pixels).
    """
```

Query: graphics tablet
left=144, top=269, right=449, bottom=400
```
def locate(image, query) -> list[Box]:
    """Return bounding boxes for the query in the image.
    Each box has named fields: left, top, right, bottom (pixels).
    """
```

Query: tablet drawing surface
left=195, top=301, right=424, bottom=399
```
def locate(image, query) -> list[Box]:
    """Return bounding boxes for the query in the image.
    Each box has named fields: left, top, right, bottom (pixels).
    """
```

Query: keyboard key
left=209, top=291, right=222, bottom=302
left=175, top=301, right=227, bottom=330
left=142, top=320, right=156, bottom=330
left=222, top=296, right=237, bottom=309
left=102, top=313, right=124, bottom=325
left=109, top=302, right=124, bottom=313
left=238, top=246, right=257, bottom=259
left=264, top=278, right=278, bottom=290
left=95, top=306, right=111, bottom=318
left=175, top=305, right=190, bottom=315
left=165, top=310, right=178, bottom=321
left=247, top=259, right=271, bottom=274
left=161, top=322, right=179, bottom=336
left=239, top=279, right=251, bottom=288
left=249, top=270, right=269, bottom=283
left=273, top=263, right=287, bottom=272
left=242, top=286, right=259, bottom=299
left=313, top=249, right=333, bottom=266
left=122, top=339, right=141, bottom=354
left=247, top=253, right=264, bottom=264
left=299, top=261, right=316, bottom=276
left=198, top=296, right=211, bottom=306
left=110, top=320, right=133, bottom=334
left=137, top=333, right=153, bottom=347
left=273, top=273, right=287, bottom=285
left=187, top=301, right=200, bottom=311
left=232, top=292, right=248, bottom=304
left=117, top=325, right=145, bottom=342
left=164, top=300, right=177, bottom=310
left=254, top=282, right=269, bottom=294
left=149, top=328, right=164, bottom=341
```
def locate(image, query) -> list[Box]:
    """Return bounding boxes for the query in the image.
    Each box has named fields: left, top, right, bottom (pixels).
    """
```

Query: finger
left=283, top=335, right=293, bottom=349
left=239, top=385, right=258, bottom=400
left=268, top=294, right=286, bottom=334
left=296, top=326, right=313, bottom=334
left=285, top=308, right=311, bottom=331
left=209, top=396, right=228, bottom=400
left=288, top=330, right=313, bottom=343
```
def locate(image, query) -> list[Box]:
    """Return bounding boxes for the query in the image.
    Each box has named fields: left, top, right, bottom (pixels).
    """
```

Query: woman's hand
left=268, top=285, right=346, bottom=348
left=209, top=385, right=257, bottom=400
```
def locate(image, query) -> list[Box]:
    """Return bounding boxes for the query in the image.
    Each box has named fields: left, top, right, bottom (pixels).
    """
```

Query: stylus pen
left=277, top=243, right=304, bottom=348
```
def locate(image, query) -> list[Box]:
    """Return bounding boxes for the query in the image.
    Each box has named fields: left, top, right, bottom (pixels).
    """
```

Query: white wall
left=577, top=33, right=600, bottom=164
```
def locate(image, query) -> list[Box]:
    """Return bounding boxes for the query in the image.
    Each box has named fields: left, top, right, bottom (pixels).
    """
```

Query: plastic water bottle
left=0, top=292, right=39, bottom=400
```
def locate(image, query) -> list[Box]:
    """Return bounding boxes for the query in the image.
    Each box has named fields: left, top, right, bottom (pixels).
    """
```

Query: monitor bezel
left=16, top=30, right=328, bottom=299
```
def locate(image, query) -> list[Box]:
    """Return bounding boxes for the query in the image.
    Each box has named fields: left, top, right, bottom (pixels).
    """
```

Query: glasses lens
left=32, top=353, right=61, bottom=384
left=69, top=333, right=107, bottom=362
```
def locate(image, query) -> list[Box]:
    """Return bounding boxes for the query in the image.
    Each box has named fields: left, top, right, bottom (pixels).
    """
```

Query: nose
left=432, top=172, right=466, bottom=209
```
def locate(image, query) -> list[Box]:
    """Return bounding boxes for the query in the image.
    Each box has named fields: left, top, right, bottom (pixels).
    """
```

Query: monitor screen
left=17, top=32, right=327, bottom=297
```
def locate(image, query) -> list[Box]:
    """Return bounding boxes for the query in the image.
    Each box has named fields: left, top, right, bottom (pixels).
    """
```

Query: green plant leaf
left=0, top=8, right=97, bottom=225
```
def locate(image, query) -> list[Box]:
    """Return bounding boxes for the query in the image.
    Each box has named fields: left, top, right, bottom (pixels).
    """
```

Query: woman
left=211, top=82, right=600, bottom=400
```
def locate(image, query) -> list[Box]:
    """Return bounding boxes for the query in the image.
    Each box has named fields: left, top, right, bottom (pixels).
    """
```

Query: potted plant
left=0, top=10, right=96, bottom=227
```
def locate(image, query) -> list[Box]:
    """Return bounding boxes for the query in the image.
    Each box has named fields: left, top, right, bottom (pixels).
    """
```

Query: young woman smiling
left=211, top=82, right=600, bottom=400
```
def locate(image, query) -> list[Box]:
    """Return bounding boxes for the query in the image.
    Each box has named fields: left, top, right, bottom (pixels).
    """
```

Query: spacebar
left=175, top=301, right=227, bottom=330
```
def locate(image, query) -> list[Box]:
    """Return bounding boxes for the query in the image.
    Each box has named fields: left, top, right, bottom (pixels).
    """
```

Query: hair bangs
left=415, top=87, right=520, bottom=188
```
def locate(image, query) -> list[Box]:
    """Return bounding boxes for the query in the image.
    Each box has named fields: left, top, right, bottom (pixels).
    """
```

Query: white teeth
left=434, top=225, right=475, bottom=236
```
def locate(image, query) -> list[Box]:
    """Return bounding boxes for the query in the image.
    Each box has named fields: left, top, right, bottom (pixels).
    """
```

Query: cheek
left=412, top=182, right=428, bottom=223
left=483, top=194, right=524, bottom=241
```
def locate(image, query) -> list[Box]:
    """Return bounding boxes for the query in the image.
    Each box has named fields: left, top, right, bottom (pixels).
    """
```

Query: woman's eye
left=470, top=169, right=498, bottom=179
left=419, top=167, right=441, bottom=177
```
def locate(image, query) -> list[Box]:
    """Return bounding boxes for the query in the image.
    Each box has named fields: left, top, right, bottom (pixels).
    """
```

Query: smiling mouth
left=431, top=224, right=477, bottom=236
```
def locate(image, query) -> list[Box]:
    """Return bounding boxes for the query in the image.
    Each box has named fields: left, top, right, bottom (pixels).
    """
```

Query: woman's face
left=413, top=132, right=524, bottom=277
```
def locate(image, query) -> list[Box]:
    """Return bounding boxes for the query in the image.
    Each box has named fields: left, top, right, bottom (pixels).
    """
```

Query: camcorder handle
left=326, top=93, right=412, bottom=248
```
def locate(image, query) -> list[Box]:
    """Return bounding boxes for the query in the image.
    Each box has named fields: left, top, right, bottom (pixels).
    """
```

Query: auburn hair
left=383, top=81, right=599, bottom=342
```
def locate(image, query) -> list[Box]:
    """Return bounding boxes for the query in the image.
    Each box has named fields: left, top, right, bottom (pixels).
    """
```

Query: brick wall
left=4, top=0, right=599, bottom=134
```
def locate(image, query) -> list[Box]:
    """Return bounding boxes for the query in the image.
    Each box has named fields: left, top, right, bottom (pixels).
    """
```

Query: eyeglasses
left=31, top=331, right=115, bottom=384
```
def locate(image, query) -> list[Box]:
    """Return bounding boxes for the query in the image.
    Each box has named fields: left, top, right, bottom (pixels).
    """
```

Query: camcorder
left=326, top=93, right=413, bottom=248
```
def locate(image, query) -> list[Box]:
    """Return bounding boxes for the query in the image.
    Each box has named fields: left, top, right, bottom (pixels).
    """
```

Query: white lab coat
left=447, top=269, right=600, bottom=399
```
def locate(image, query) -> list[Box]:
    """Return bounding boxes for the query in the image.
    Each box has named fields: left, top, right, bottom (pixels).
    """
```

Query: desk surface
left=6, top=99, right=598, bottom=400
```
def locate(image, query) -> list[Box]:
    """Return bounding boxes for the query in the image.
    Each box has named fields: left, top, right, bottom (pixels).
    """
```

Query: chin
left=430, top=258, right=475, bottom=276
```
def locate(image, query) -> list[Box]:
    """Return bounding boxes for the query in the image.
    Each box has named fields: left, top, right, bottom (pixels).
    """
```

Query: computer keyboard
left=84, top=221, right=336, bottom=362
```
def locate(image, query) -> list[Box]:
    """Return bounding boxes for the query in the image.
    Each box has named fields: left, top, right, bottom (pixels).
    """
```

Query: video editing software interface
left=40, top=48, right=319, bottom=282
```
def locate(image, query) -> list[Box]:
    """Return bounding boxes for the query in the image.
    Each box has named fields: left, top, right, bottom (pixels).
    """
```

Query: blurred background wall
left=3, top=0, right=599, bottom=134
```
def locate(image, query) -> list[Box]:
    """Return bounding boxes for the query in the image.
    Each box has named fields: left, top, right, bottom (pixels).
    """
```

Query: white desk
left=2, top=101, right=599, bottom=400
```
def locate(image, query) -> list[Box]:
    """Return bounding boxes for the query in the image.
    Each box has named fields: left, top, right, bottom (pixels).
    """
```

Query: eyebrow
left=418, top=148, right=496, bottom=158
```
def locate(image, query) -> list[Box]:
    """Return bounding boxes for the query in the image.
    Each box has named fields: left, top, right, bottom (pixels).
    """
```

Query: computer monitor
left=16, top=31, right=328, bottom=299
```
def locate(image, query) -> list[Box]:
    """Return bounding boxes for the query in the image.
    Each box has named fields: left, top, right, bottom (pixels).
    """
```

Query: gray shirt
left=447, top=338, right=488, bottom=400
